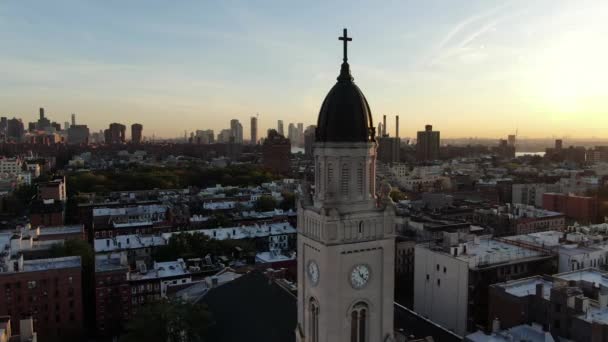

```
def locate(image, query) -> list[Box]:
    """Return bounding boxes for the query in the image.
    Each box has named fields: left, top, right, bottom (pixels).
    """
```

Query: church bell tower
left=296, top=29, right=396, bottom=342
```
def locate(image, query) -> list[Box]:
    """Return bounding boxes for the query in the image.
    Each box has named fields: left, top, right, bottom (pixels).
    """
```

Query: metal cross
left=338, top=28, right=352, bottom=63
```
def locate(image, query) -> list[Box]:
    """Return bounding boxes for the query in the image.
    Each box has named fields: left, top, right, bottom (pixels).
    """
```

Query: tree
left=121, top=299, right=212, bottom=342
left=279, top=192, right=296, bottom=211
left=389, top=189, right=407, bottom=202
left=254, top=195, right=277, bottom=211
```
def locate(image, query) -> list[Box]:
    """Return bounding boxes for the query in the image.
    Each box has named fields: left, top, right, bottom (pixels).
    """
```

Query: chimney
left=491, top=317, right=501, bottom=334
left=383, top=115, right=387, bottom=137
left=599, top=286, right=608, bottom=308
left=39, top=108, right=44, bottom=120
left=536, top=283, right=544, bottom=298
left=19, top=317, right=35, bottom=342
left=395, top=115, right=399, bottom=138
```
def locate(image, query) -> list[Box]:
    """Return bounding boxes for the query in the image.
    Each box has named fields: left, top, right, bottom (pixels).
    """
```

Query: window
left=356, top=164, right=364, bottom=194
left=358, top=222, right=363, bottom=234
left=437, top=279, right=441, bottom=287
left=351, top=302, right=368, bottom=342
left=309, top=298, right=319, bottom=342
left=341, top=164, right=350, bottom=195
left=436, top=264, right=439, bottom=271
left=443, top=267, right=447, bottom=274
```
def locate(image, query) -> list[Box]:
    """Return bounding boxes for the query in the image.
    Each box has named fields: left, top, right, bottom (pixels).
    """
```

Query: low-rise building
left=414, top=233, right=557, bottom=335
left=94, top=253, right=131, bottom=338
left=489, top=268, right=608, bottom=341
left=543, top=192, right=598, bottom=224
left=0, top=255, right=83, bottom=341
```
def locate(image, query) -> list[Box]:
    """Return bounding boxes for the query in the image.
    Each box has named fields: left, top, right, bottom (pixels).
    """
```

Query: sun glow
left=524, top=13, right=608, bottom=117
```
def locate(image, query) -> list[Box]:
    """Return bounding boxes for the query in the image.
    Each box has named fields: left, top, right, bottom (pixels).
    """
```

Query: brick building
left=37, top=177, right=66, bottom=202
left=94, top=254, right=131, bottom=338
left=543, top=192, right=598, bottom=224
left=489, top=269, right=608, bottom=342
left=29, top=201, right=64, bottom=227
left=0, top=256, right=83, bottom=341
left=262, top=129, right=290, bottom=175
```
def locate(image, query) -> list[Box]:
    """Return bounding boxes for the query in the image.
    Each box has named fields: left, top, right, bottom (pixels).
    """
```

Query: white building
left=414, top=234, right=555, bottom=335
left=0, top=157, right=23, bottom=175
left=512, top=183, right=559, bottom=207
left=505, top=230, right=608, bottom=273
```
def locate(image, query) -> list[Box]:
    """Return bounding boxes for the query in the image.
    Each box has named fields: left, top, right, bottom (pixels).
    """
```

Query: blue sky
left=1, top=0, right=607, bottom=139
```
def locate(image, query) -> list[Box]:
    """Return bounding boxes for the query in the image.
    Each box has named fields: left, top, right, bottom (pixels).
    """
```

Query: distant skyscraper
left=7, top=118, right=24, bottom=142
left=131, top=123, right=143, bottom=144
left=277, top=120, right=284, bottom=136
left=195, top=129, right=214, bottom=144
left=250, top=116, right=258, bottom=145
left=64, top=122, right=70, bottom=130
left=71, top=113, right=76, bottom=126
left=304, top=125, right=316, bottom=158
left=36, top=107, right=51, bottom=130
left=106, top=123, right=126, bottom=144
left=230, top=119, right=243, bottom=144
left=416, top=124, right=440, bottom=161
left=218, top=129, right=232, bottom=143
left=297, top=122, right=304, bottom=147
left=287, top=123, right=298, bottom=144
left=68, top=125, right=90, bottom=145
left=508, top=134, right=516, bottom=147
left=262, top=129, right=291, bottom=175
left=377, top=122, right=383, bottom=139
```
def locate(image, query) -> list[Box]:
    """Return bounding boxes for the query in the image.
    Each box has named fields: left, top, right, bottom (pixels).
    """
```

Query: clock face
left=350, top=264, right=371, bottom=289
left=307, top=260, right=319, bottom=286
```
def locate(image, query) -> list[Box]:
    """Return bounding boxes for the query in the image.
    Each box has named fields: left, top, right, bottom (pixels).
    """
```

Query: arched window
left=350, top=302, right=368, bottom=342
left=309, top=298, right=319, bottom=342
left=358, top=221, right=363, bottom=234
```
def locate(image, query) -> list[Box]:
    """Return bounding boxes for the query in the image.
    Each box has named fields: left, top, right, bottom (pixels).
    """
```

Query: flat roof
left=22, top=256, right=81, bottom=272
left=95, top=257, right=128, bottom=273
left=129, top=260, right=190, bottom=281
left=555, top=269, right=608, bottom=288
left=162, top=221, right=296, bottom=241
left=255, top=251, right=296, bottom=263
left=498, top=276, right=553, bottom=300
left=466, top=323, right=555, bottom=342
left=504, top=230, right=564, bottom=247
left=579, top=306, right=608, bottom=324
left=38, top=225, right=83, bottom=235
left=456, top=238, right=548, bottom=268
left=94, top=234, right=166, bottom=253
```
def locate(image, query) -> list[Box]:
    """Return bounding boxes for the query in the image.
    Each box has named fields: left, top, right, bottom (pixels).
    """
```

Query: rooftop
left=555, top=268, right=608, bottom=288
left=466, top=323, right=558, bottom=342
left=504, top=230, right=564, bottom=248
left=427, top=236, right=551, bottom=269
left=499, top=276, right=553, bottom=300
left=256, top=250, right=296, bottom=263
left=94, top=234, right=166, bottom=253
left=95, top=253, right=128, bottom=273
left=37, top=224, right=83, bottom=236
left=162, top=221, right=296, bottom=241
left=93, top=204, right=168, bottom=217
left=22, top=256, right=81, bottom=272
left=129, top=259, right=190, bottom=281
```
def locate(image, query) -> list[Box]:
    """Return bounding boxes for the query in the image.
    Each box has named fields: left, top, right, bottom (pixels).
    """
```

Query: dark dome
left=316, top=63, right=375, bottom=143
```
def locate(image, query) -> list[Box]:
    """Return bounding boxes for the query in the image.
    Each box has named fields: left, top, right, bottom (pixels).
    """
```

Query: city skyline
left=1, top=0, right=608, bottom=138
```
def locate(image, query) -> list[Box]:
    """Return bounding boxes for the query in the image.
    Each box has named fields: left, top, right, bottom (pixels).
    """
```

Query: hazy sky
left=1, top=0, right=607, bottom=139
